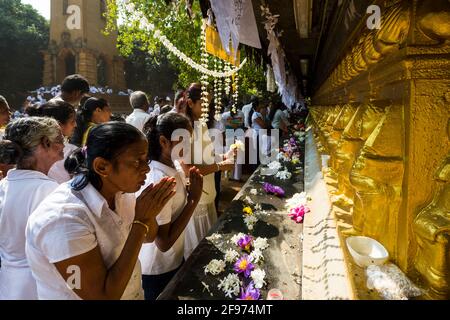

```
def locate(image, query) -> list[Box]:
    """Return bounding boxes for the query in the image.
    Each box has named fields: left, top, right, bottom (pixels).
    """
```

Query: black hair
left=0, top=140, right=22, bottom=165
left=61, top=74, right=90, bottom=94
left=186, top=83, right=202, bottom=124
left=144, top=113, right=192, bottom=161
left=269, top=101, right=283, bottom=122
left=70, top=97, right=109, bottom=147
left=26, top=100, right=76, bottom=125
left=65, top=122, right=145, bottom=191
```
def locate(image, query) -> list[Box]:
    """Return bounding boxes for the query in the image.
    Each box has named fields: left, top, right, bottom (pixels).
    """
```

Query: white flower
left=250, top=189, right=258, bottom=196
left=268, top=160, right=282, bottom=171
left=254, top=237, right=269, bottom=251
left=244, top=215, right=258, bottom=231
left=250, top=269, right=267, bottom=289
left=230, top=140, right=245, bottom=151
left=204, top=259, right=226, bottom=275
left=285, top=192, right=308, bottom=209
left=249, top=249, right=264, bottom=264
left=275, top=169, right=292, bottom=180
left=244, top=196, right=254, bottom=205
left=276, top=153, right=289, bottom=162
left=224, top=249, right=240, bottom=263
left=206, top=233, right=222, bottom=242
left=218, top=274, right=241, bottom=298
left=254, top=203, right=262, bottom=211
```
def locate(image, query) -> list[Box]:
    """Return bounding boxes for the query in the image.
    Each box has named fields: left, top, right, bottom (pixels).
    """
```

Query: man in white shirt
left=126, top=91, right=151, bottom=132
left=242, top=96, right=259, bottom=129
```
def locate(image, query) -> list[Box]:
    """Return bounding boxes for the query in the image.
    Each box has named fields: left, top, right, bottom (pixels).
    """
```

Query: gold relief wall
left=310, top=0, right=450, bottom=298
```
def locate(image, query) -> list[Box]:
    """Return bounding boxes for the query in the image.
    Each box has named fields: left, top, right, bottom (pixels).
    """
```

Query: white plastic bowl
left=346, top=236, right=389, bottom=268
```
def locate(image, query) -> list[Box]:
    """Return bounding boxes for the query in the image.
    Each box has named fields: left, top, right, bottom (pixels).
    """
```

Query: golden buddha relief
left=413, top=153, right=450, bottom=299
left=349, top=104, right=404, bottom=256
left=334, top=102, right=386, bottom=208
left=328, top=104, right=358, bottom=174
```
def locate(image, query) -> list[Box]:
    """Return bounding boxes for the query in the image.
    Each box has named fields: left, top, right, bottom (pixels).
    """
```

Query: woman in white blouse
left=27, top=100, right=78, bottom=184
left=183, top=83, right=235, bottom=259
left=138, top=113, right=203, bottom=300
left=0, top=117, right=65, bottom=299
left=26, top=122, right=176, bottom=300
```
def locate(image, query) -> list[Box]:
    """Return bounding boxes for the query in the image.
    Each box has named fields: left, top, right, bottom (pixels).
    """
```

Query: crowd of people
left=0, top=74, right=303, bottom=300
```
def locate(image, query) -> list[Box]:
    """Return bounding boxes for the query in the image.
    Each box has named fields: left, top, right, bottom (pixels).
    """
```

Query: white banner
left=210, top=0, right=262, bottom=56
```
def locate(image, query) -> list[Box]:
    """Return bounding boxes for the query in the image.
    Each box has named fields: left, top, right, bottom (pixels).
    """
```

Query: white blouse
left=0, top=170, right=59, bottom=300
left=25, top=182, right=144, bottom=300
left=136, top=161, right=187, bottom=275
left=48, top=142, right=78, bottom=184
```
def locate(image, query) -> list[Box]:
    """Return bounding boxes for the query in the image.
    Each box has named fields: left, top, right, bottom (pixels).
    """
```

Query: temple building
left=42, top=0, right=126, bottom=89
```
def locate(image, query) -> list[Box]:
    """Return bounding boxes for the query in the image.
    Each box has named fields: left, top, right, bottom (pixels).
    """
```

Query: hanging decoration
left=214, top=58, right=224, bottom=122
left=232, top=73, right=239, bottom=114
left=200, top=22, right=210, bottom=126
left=120, top=0, right=247, bottom=79
left=261, top=5, right=302, bottom=107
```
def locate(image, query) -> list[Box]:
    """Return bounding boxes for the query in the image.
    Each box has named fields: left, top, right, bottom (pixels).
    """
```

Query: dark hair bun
left=0, top=140, right=23, bottom=165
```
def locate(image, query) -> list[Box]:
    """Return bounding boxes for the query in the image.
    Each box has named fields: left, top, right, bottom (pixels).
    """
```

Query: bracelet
left=133, top=220, right=150, bottom=236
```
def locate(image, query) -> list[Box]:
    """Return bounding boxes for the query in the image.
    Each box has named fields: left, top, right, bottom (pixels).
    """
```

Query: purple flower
left=234, top=255, right=255, bottom=278
left=237, top=281, right=261, bottom=300
left=263, top=182, right=285, bottom=197
left=237, top=235, right=253, bottom=252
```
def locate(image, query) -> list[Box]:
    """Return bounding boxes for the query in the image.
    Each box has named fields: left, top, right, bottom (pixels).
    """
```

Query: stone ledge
left=302, top=128, right=354, bottom=300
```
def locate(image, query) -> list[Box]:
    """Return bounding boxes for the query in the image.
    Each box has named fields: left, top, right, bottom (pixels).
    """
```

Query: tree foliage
left=106, top=0, right=266, bottom=99
left=0, top=0, right=49, bottom=108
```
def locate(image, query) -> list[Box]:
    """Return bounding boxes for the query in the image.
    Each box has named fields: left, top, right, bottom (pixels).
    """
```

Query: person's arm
left=53, top=178, right=176, bottom=300
left=255, top=116, right=267, bottom=129
left=190, top=161, right=234, bottom=176
left=154, top=167, right=203, bottom=252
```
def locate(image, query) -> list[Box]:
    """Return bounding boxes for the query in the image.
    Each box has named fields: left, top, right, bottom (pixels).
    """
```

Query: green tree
left=0, top=0, right=49, bottom=109
left=106, top=0, right=266, bottom=98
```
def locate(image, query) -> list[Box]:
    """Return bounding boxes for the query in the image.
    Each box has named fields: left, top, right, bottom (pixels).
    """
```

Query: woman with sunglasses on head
left=0, top=117, right=65, bottom=299
left=26, top=122, right=176, bottom=300
left=27, top=100, right=78, bottom=184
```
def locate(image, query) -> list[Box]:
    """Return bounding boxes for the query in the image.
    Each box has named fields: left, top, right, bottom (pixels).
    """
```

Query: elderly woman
left=0, top=117, right=65, bottom=299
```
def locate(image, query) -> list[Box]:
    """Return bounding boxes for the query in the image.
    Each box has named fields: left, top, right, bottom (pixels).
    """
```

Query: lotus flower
left=233, top=255, right=255, bottom=278
left=289, top=205, right=310, bottom=223
left=263, top=182, right=285, bottom=197
left=237, top=281, right=261, bottom=300
left=237, top=235, right=253, bottom=252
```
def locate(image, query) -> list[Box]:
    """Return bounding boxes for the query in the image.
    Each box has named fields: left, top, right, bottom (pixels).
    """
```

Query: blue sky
left=22, top=0, right=50, bottom=20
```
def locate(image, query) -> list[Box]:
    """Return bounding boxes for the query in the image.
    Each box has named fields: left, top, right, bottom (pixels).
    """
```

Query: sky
left=21, top=0, right=51, bottom=20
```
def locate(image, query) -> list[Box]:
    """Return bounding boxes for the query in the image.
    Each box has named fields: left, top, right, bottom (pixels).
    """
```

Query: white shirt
left=136, top=161, right=187, bottom=275
left=242, top=103, right=253, bottom=128
left=149, top=104, right=161, bottom=118
left=126, top=109, right=151, bottom=132
left=272, top=109, right=287, bottom=129
left=48, top=143, right=78, bottom=184
left=0, top=170, right=58, bottom=300
left=192, top=126, right=217, bottom=204
left=252, top=111, right=264, bottom=132
left=25, top=183, right=144, bottom=300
